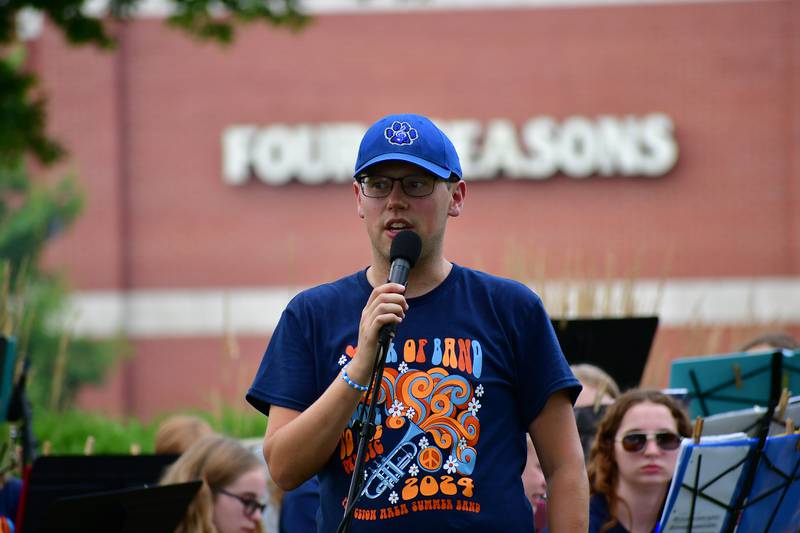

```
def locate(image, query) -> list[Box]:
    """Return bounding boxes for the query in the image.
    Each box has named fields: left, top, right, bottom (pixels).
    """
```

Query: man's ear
left=354, top=181, right=365, bottom=218
left=448, top=180, right=466, bottom=217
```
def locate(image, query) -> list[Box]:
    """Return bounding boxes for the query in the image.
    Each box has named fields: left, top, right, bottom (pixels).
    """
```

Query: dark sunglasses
left=215, top=488, right=267, bottom=516
left=616, top=431, right=682, bottom=453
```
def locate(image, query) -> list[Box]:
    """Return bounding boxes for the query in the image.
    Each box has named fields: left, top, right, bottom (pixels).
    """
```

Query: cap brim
left=354, top=153, right=453, bottom=179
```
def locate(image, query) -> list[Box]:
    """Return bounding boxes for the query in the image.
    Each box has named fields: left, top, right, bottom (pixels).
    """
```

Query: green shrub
left=32, top=406, right=267, bottom=455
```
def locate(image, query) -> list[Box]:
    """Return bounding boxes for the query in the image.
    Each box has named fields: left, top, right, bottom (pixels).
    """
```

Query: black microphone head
left=390, top=230, right=422, bottom=268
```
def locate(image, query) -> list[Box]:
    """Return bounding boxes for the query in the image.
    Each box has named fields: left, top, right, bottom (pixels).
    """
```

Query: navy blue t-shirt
left=589, top=494, right=631, bottom=533
left=280, top=476, right=320, bottom=533
left=247, top=264, right=580, bottom=532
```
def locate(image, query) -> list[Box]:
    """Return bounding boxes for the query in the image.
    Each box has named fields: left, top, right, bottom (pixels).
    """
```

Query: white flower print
left=338, top=354, right=347, bottom=366
left=444, top=455, right=459, bottom=474
left=405, top=406, right=416, bottom=419
left=389, top=491, right=399, bottom=505
left=398, top=361, right=409, bottom=374
left=468, top=397, right=481, bottom=416
left=408, top=464, right=419, bottom=476
left=458, top=437, right=467, bottom=451
left=418, top=436, right=429, bottom=449
left=475, top=384, right=484, bottom=397
left=388, top=400, right=405, bottom=417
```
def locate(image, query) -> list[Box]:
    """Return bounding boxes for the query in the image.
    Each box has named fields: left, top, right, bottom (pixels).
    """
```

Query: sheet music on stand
left=658, top=432, right=800, bottom=533
left=658, top=434, right=754, bottom=533
left=702, top=396, right=800, bottom=437
left=669, top=349, right=800, bottom=419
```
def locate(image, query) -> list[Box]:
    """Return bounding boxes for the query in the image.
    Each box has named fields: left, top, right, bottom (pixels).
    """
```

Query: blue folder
left=736, top=432, right=800, bottom=533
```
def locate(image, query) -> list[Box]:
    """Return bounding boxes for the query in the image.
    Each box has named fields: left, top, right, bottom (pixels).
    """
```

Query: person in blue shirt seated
left=0, top=474, right=21, bottom=530
left=279, top=475, right=319, bottom=533
left=587, top=390, right=690, bottom=533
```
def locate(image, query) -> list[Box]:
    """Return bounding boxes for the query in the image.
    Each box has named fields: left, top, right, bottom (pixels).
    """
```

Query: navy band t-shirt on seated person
left=247, top=264, right=580, bottom=532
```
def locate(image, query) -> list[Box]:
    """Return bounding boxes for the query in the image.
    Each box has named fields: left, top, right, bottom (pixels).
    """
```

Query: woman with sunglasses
left=587, top=389, right=691, bottom=533
left=161, top=434, right=268, bottom=533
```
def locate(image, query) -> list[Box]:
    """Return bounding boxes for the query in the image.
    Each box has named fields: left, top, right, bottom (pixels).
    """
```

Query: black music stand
left=36, top=480, right=201, bottom=533
left=19, top=454, right=179, bottom=533
left=550, top=316, right=659, bottom=392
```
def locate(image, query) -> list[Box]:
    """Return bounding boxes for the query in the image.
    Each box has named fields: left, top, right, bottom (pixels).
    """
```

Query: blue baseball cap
left=354, top=114, right=462, bottom=180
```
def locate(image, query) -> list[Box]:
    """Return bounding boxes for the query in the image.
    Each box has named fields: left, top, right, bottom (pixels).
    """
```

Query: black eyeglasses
left=215, top=488, right=267, bottom=516
left=355, top=174, right=454, bottom=198
left=616, top=431, right=682, bottom=453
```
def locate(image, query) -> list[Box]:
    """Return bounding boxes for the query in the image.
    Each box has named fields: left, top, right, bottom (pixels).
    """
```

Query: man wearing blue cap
left=247, top=114, right=588, bottom=532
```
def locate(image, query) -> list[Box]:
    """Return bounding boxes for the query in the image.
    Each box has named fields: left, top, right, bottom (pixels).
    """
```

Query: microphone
left=387, top=230, right=422, bottom=287
left=380, top=230, right=422, bottom=342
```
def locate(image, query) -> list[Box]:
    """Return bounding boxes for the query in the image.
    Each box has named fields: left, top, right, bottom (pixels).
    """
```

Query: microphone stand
left=335, top=232, right=419, bottom=533
left=336, top=326, right=395, bottom=533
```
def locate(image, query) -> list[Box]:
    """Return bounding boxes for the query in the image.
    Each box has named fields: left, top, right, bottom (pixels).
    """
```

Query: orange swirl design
left=381, top=367, right=479, bottom=447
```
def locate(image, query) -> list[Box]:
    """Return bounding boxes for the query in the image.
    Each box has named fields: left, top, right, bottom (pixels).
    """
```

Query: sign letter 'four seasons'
left=222, top=114, right=678, bottom=185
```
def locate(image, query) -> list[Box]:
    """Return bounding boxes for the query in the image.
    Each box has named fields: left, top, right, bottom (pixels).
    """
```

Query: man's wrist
left=341, top=363, right=369, bottom=392
left=344, top=358, right=372, bottom=386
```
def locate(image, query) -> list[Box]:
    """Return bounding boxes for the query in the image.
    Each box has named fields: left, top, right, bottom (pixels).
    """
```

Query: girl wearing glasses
left=587, top=390, right=690, bottom=533
left=161, top=435, right=268, bottom=533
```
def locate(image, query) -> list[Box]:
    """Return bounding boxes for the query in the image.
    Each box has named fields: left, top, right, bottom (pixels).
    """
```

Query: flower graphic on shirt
left=408, top=464, right=419, bottom=476
left=405, top=406, right=416, bottom=419
left=388, top=400, right=405, bottom=417
left=338, top=355, right=347, bottom=366
left=468, top=397, right=481, bottom=416
left=458, top=437, right=467, bottom=451
left=389, top=491, right=399, bottom=505
left=398, top=361, right=409, bottom=374
left=418, top=436, right=429, bottom=449
left=475, top=384, right=485, bottom=397
left=444, top=455, right=459, bottom=474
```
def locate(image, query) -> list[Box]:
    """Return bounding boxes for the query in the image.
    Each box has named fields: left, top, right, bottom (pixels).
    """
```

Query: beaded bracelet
left=341, top=364, right=369, bottom=392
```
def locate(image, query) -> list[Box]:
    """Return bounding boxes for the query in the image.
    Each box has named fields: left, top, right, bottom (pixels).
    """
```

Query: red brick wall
left=27, top=1, right=799, bottom=417
left=40, top=1, right=800, bottom=288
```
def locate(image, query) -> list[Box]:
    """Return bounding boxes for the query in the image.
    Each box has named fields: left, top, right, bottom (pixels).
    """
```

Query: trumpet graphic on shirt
left=352, top=366, right=481, bottom=499
left=362, top=423, right=424, bottom=499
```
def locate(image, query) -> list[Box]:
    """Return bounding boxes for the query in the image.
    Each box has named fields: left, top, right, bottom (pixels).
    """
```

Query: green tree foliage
left=2, top=0, right=307, bottom=163
left=0, top=0, right=308, bottom=413
left=3, top=0, right=307, bottom=48
left=0, top=52, right=63, bottom=166
left=0, top=73, right=124, bottom=409
left=20, top=278, right=127, bottom=411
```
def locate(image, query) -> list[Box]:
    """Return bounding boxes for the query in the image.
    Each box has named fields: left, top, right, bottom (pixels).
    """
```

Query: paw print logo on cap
left=384, top=121, right=418, bottom=146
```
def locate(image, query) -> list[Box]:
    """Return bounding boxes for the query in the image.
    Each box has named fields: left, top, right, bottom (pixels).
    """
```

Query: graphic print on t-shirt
left=337, top=338, right=483, bottom=521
